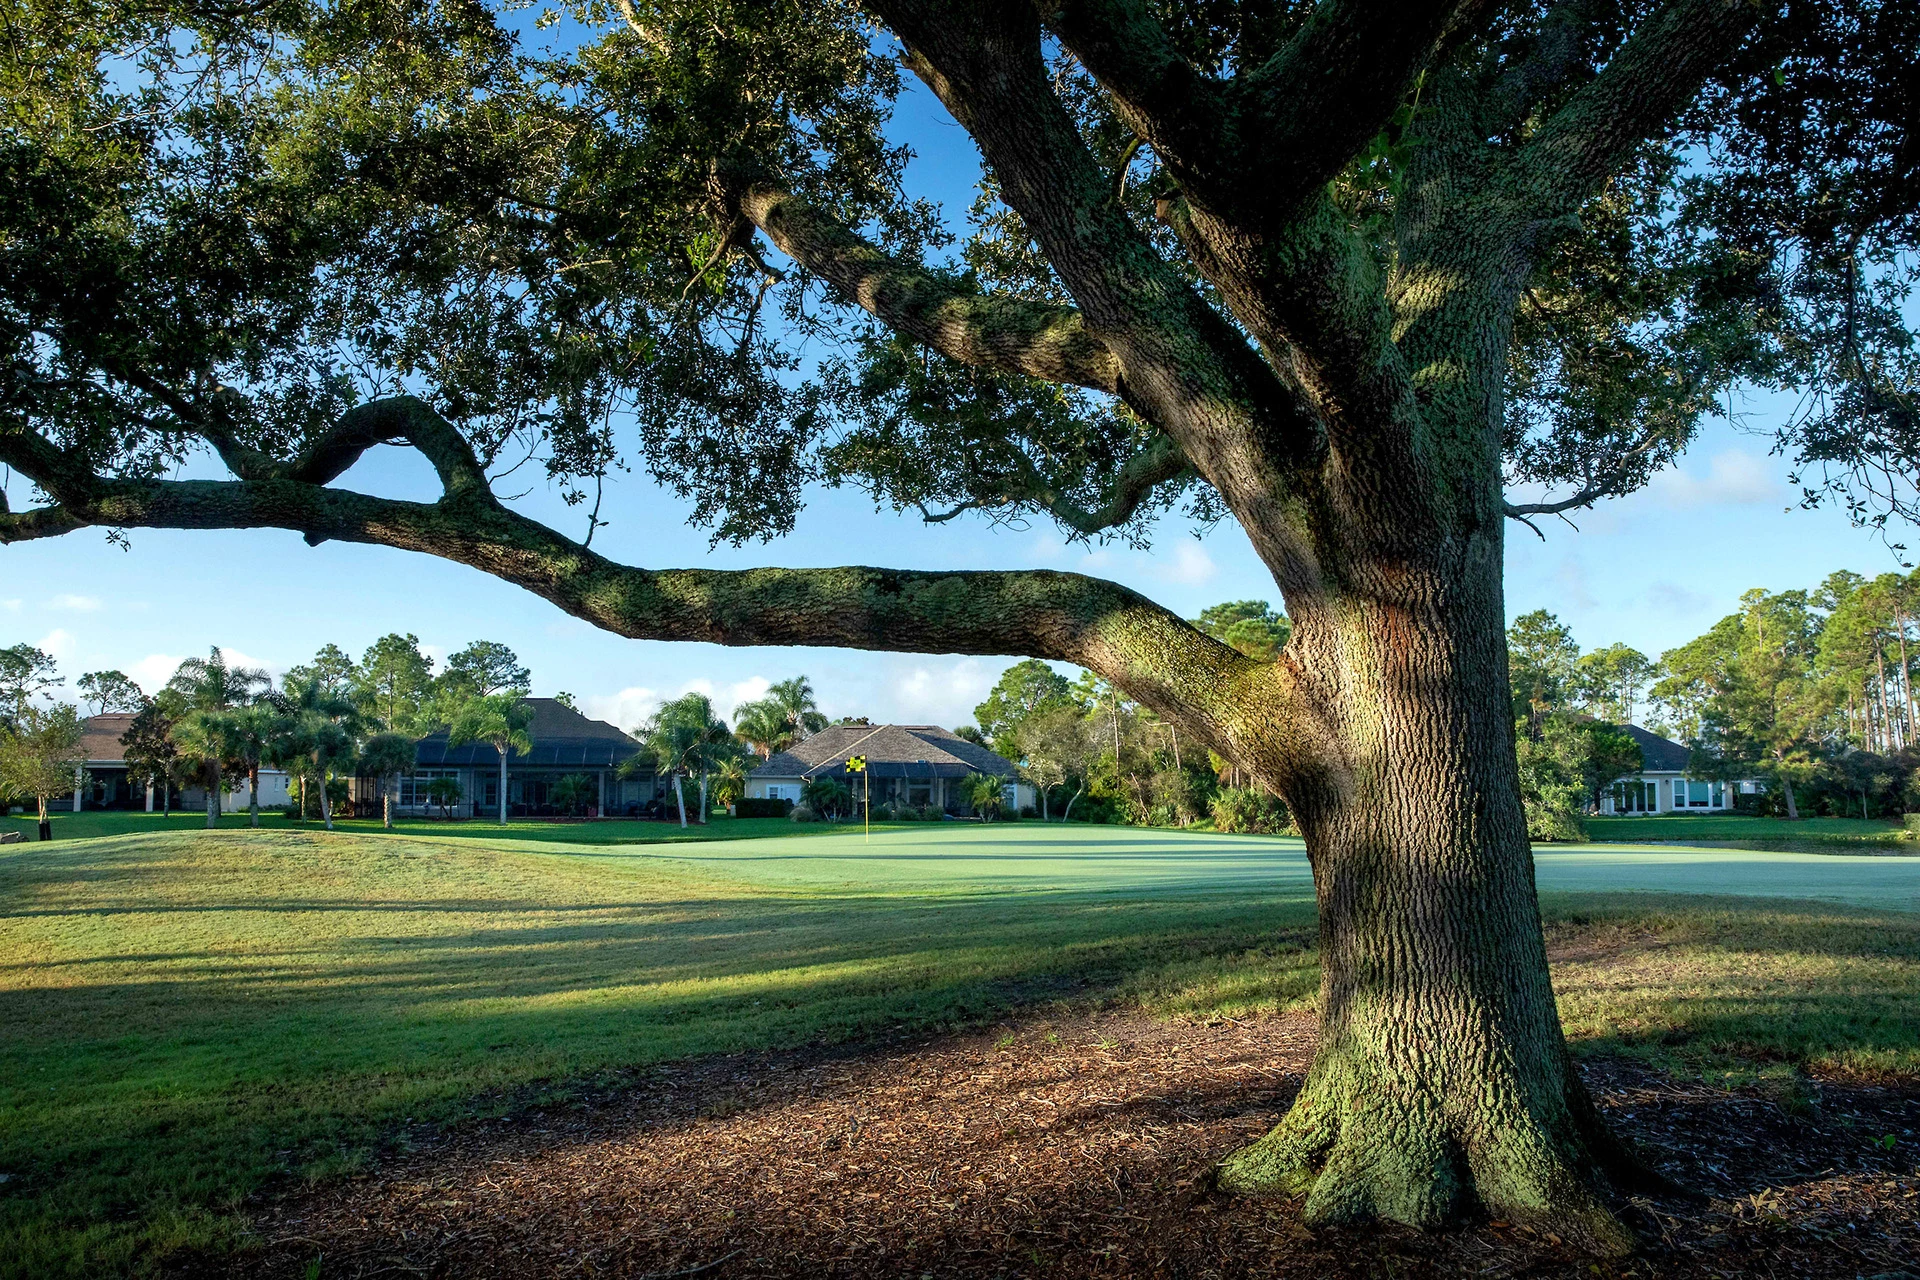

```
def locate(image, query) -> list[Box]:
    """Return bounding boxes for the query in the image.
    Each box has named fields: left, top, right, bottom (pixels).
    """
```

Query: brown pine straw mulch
left=184, top=1007, right=1920, bottom=1280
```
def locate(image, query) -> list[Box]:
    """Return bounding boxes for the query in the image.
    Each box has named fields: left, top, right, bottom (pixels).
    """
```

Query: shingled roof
left=414, top=698, right=642, bottom=768
left=1620, top=724, right=1691, bottom=772
left=750, top=724, right=1016, bottom=780
left=79, top=713, right=140, bottom=763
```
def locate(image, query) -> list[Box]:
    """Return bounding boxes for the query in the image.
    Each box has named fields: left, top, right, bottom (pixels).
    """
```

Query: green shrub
left=801, top=777, right=852, bottom=820
left=734, top=797, right=793, bottom=819
left=789, top=802, right=821, bottom=823
left=1209, top=786, right=1290, bottom=835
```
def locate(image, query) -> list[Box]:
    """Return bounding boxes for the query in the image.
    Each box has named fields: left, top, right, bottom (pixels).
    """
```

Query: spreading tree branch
left=1503, top=429, right=1670, bottom=518
left=868, top=0, right=1325, bottom=561
left=1046, top=0, right=1493, bottom=222
left=1513, top=0, right=1757, bottom=225
left=0, top=414, right=1309, bottom=778
left=727, top=180, right=1124, bottom=394
left=918, top=430, right=1192, bottom=536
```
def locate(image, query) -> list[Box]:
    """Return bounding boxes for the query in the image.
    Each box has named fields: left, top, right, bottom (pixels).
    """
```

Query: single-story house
left=1599, top=724, right=1762, bottom=814
left=745, top=723, right=1035, bottom=815
left=359, top=697, right=661, bottom=819
left=65, top=712, right=293, bottom=812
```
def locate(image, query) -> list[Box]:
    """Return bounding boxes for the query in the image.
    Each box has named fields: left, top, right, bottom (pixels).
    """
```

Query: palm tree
left=731, top=698, right=792, bottom=760
left=629, top=693, right=731, bottom=827
left=765, top=676, right=829, bottom=743
left=359, top=732, right=418, bottom=830
left=447, top=692, right=533, bottom=826
left=711, top=753, right=750, bottom=811
left=166, top=648, right=267, bottom=827
left=276, top=676, right=361, bottom=830
left=223, top=703, right=283, bottom=828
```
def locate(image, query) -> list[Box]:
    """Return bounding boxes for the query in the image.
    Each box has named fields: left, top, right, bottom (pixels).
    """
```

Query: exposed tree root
left=1215, top=1059, right=1641, bottom=1256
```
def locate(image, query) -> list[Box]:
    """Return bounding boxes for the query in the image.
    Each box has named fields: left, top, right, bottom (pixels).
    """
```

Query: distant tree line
left=964, top=601, right=1292, bottom=834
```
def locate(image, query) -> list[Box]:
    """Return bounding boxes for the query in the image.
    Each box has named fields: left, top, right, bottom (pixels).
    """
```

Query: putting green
left=478, top=823, right=1920, bottom=911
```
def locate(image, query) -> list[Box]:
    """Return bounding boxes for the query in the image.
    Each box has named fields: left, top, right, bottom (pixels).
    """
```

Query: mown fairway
left=2, top=822, right=1917, bottom=1276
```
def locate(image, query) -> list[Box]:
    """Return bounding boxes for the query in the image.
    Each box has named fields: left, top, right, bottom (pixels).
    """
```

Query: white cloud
left=1157, top=540, right=1219, bottom=586
left=124, top=647, right=282, bottom=693
left=1, top=599, right=20, bottom=613
left=36, top=628, right=76, bottom=661
left=719, top=675, right=772, bottom=713
left=129, top=653, right=186, bottom=693
left=581, top=685, right=661, bottom=731
left=581, top=675, right=775, bottom=732
left=217, top=647, right=283, bottom=682
left=1645, top=450, right=1783, bottom=509
left=46, top=594, right=102, bottom=612
left=884, top=657, right=999, bottom=728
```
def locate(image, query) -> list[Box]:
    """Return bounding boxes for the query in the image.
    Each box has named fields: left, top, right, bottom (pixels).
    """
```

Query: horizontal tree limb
left=0, top=422, right=1308, bottom=778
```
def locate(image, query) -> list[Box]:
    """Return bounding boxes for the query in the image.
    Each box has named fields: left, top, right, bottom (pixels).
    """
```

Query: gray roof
left=1620, top=724, right=1690, bottom=772
left=750, top=724, right=1017, bottom=780
left=415, top=698, right=643, bottom=769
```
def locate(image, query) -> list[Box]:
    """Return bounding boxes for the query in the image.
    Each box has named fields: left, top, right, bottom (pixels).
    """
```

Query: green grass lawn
left=1587, top=812, right=1912, bottom=849
left=1, top=807, right=865, bottom=846
left=2, top=823, right=1916, bottom=1277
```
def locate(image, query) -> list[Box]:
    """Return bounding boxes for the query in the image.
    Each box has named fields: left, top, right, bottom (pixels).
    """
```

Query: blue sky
left=3, top=58, right=1909, bottom=732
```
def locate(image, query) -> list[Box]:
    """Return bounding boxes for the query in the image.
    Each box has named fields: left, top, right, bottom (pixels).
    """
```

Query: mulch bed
left=188, top=1010, right=1918, bottom=1280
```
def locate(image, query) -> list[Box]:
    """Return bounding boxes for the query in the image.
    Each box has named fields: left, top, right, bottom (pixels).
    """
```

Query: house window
left=1687, top=780, right=1711, bottom=807
left=399, top=769, right=457, bottom=807
left=908, top=781, right=932, bottom=806
left=1002, top=784, right=1018, bottom=808
left=766, top=783, right=800, bottom=802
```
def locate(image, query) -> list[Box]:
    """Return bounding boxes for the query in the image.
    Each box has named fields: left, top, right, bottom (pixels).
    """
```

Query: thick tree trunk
left=498, top=748, right=509, bottom=826
left=698, top=773, right=709, bottom=824
left=384, top=777, right=394, bottom=829
left=673, top=775, right=687, bottom=828
left=1215, top=548, right=1639, bottom=1255
left=248, top=766, right=259, bottom=828
left=206, top=761, right=221, bottom=829
left=319, top=767, right=334, bottom=831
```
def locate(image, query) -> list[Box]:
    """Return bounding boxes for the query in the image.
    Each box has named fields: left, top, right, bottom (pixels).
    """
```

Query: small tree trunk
left=1060, top=786, right=1082, bottom=822
left=1215, top=557, right=1638, bottom=1255
left=498, top=747, right=509, bottom=825
left=384, top=776, right=395, bottom=830
left=674, top=775, right=687, bottom=827
left=206, top=761, right=221, bottom=829
left=319, top=767, right=334, bottom=831
left=248, top=766, right=260, bottom=828
left=698, top=773, right=709, bottom=824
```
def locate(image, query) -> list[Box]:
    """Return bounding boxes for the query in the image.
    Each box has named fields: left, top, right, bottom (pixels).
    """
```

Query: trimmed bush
left=789, top=803, right=822, bottom=823
left=735, top=797, right=794, bottom=819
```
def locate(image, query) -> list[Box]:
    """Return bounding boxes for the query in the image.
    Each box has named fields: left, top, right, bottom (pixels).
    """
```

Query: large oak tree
left=4, top=0, right=1918, bottom=1251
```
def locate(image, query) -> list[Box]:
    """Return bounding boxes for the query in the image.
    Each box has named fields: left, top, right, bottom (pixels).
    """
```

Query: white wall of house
left=747, top=778, right=804, bottom=802
left=1600, top=773, right=1749, bottom=814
